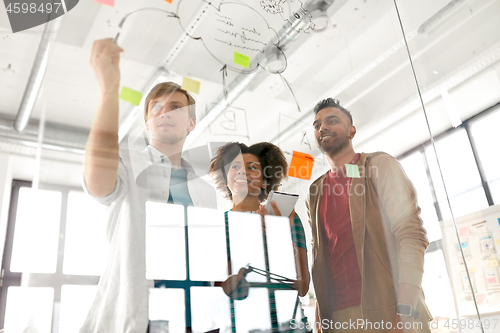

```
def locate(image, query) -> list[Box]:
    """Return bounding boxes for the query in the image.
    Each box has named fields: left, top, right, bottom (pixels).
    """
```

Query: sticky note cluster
left=288, top=151, right=314, bottom=180
left=119, top=87, right=143, bottom=106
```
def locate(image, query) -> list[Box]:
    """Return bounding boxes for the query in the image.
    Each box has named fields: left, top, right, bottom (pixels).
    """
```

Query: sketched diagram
left=177, top=0, right=305, bottom=110
left=260, top=0, right=315, bottom=33
left=177, top=0, right=287, bottom=75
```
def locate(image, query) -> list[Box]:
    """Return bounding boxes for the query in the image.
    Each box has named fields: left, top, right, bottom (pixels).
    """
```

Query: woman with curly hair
left=209, top=141, right=310, bottom=299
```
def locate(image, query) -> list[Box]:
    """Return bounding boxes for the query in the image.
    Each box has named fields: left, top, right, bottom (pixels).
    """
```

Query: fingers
left=237, top=267, right=247, bottom=278
left=271, top=201, right=282, bottom=216
left=221, top=268, right=246, bottom=296
left=90, top=38, right=123, bottom=63
left=255, top=204, right=269, bottom=216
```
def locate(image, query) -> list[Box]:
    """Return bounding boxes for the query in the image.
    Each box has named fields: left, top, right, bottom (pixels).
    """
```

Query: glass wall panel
left=59, top=285, right=98, bottom=333
left=10, top=188, right=62, bottom=274
left=397, top=0, right=500, bottom=331
left=63, top=191, right=108, bottom=276
left=4, top=287, right=54, bottom=333
left=4, top=0, right=500, bottom=331
left=469, top=107, right=500, bottom=204
left=424, top=129, right=489, bottom=219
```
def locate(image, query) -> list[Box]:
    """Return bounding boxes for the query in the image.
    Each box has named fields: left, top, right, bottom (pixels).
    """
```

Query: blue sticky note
left=345, top=164, right=360, bottom=178
left=498, top=218, right=500, bottom=227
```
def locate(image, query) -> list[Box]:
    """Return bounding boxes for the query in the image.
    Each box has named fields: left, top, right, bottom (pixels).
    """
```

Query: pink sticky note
left=475, top=294, right=487, bottom=305
left=459, top=227, right=470, bottom=237
left=488, top=277, right=498, bottom=284
left=95, top=0, right=115, bottom=7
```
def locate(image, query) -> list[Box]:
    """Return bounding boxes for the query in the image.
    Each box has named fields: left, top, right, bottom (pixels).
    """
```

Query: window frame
left=0, top=180, right=100, bottom=332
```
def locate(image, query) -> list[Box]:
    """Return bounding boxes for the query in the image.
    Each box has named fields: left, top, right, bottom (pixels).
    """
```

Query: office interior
left=1, top=0, right=500, bottom=332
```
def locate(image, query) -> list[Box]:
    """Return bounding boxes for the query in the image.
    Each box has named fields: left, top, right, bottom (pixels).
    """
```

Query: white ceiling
left=1, top=0, right=500, bottom=162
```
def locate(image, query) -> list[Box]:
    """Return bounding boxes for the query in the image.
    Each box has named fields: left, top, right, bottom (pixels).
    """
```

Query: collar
left=142, top=145, right=198, bottom=177
left=143, top=145, right=166, bottom=164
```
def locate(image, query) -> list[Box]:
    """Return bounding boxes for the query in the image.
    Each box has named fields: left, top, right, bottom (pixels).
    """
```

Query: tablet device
left=264, top=190, right=299, bottom=217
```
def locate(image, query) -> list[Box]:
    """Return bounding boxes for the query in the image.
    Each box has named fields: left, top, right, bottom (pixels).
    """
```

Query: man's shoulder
left=361, top=151, right=397, bottom=166
left=310, top=172, right=327, bottom=187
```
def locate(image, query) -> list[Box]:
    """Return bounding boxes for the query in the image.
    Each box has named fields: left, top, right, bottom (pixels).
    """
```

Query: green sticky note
left=234, top=51, right=250, bottom=68
left=119, top=86, right=143, bottom=106
left=345, top=164, right=361, bottom=178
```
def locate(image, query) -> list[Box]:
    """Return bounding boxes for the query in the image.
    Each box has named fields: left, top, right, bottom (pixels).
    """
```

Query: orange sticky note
left=288, top=151, right=314, bottom=180
left=165, top=0, right=173, bottom=3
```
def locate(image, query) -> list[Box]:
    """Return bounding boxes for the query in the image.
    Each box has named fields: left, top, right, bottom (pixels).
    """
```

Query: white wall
left=355, top=63, right=500, bottom=157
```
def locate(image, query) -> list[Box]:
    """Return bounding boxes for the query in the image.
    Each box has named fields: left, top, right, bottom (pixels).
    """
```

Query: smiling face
left=226, top=153, right=265, bottom=199
left=145, top=91, right=196, bottom=145
left=313, top=107, right=356, bottom=155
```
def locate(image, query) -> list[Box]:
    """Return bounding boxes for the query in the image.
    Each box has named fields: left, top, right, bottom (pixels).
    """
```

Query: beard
left=316, top=133, right=350, bottom=155
left=149, top=131, right=185, bottom=145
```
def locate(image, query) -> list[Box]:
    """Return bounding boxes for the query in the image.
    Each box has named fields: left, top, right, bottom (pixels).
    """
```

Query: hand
left=221, top=267, right=246, bottom=296
left=90, top=38, right=124, bottom=94
left=256, top=202, right=295, bottom=228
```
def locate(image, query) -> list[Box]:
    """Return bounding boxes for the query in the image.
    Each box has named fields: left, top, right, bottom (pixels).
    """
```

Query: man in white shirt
left=81, top=38, right=216, bottom=333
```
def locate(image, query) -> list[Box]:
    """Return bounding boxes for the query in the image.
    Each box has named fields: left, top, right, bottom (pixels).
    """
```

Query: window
left=425, top=129, right=489, bottom=220
left=469, top=107, right=500, bottom=204
left=1, top=181, right=102, bottom=332
left=10, top=188, right=62, bottom=274
left=398, top=151, right=442, bottom=242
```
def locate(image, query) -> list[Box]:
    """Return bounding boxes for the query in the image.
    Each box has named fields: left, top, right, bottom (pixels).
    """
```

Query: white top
left=80, top=146, right=217, bottom=333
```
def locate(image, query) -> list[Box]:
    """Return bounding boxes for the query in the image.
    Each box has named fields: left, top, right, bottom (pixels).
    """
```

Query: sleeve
left=82, top=155, right=128, bottom=206
left=291, top=212, right=308, bottom=251
left=305, top=191, right=314, bottom=249
left=369, top=154, right=429, bottom=287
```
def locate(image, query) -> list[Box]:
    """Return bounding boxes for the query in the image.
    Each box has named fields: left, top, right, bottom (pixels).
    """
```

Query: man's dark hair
left=313, top=98, right=353, bottom=125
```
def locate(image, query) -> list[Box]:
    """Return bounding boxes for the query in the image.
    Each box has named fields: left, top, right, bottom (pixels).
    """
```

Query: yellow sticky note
left=234, top=52, right=250, bottom=68
left=288, top=151, right=315, bottom=180
left=496, top=239, right=500, bottom=246
left=488, top=257, right=499, bottom=267
left=119, top=87, right=142, bottom=106
left=345, top=164, right=361, bottom=178
left=469, top=267, right=476, bottom=273
left=181, top=77, right=200, bottom=94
